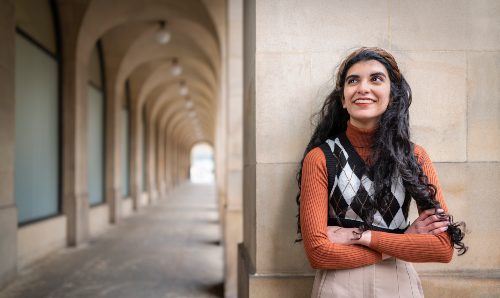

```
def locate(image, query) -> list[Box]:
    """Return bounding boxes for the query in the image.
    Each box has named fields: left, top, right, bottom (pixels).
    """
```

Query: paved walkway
left=0, top=183, right=223, bottom=298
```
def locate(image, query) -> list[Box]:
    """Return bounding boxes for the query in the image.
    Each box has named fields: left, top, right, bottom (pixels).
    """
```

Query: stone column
left=145, top=102, right=157, bottom=203
left=155, top=121, right=163, bottom=197
left=58, top=0, right=91, bottom=247
left=240, top=2, right=315, bottom=296
left=0, top=0, right=18, bottom=288
left=103, top=51, right=122, bottom=224
left=129, top=99, right=142, bottom=210
left=224, top=0, right=243, bottom=297
left=164, top=135, right=173, bottom=191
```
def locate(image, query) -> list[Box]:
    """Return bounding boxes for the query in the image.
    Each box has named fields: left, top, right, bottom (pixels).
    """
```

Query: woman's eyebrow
left=345, top=74, right=359, bottom=81
left=371, top=72, right=387, bottom=77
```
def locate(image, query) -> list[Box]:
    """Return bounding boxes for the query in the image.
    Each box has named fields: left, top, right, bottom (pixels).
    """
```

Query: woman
left=296, top=47, right=466, bottom=297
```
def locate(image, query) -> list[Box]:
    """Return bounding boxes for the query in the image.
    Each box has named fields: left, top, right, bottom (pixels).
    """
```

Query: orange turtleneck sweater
left=300, top=121, right=453, bottom=269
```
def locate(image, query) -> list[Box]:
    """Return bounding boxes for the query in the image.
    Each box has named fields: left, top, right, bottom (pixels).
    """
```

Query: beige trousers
left=311, top=258, right=424, bottom=298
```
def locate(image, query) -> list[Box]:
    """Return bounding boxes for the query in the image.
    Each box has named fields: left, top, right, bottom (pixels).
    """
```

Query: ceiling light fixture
left=170, top=58, right=182, bottom=76
left=156, top=20, right=171, bottom=45
left=179, top=81, right=189, bottom=96
left=184, top=97, right=194, bottom=109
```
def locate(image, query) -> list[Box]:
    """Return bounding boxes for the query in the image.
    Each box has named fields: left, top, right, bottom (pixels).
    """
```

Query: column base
left=0, top=205, right=17, bottom=289
left=238, top=243, right=314, bottom=298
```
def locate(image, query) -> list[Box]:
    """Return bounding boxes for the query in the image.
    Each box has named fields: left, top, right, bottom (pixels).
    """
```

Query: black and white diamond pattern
left=326, top=136, right=410, bottom=230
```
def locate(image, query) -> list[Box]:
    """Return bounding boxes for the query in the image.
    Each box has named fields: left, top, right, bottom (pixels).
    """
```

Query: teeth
left=355, top=99, right=374, bottom=103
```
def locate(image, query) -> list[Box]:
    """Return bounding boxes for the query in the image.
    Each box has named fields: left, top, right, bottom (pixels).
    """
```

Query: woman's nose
left=356, top=80, right=370, bottom=94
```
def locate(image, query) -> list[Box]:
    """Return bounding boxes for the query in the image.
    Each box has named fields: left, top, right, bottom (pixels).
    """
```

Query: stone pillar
left=155, top=122, right=163, bottom=197
left=164, top=135, right=172, bottom=191
left=129, top=100, right=142, bottom=210
left=58, top=0, right=91, bottom=246
left=158, top=124, right=167, bottom=196
left=181, top=147, right=189, bottom=182
left=172, top=138, right=178, bottom=186
left=145, top=102, right=157, bottom=203
left=103, top=52, right=122, bottom=224
left=0, top=0, right=18, bottom=288
left=240, top=3, right=314, bottom=296
left=224, top=0, right=243, bottom=297
left=240, top=1, right=500, bottom=297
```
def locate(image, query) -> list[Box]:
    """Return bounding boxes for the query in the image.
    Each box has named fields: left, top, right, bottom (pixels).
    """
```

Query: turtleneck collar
left=346, top=121, right=376, bottom=149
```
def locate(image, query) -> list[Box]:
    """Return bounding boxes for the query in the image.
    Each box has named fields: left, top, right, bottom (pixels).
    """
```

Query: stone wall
left=241, top=0, right=500, bottom=296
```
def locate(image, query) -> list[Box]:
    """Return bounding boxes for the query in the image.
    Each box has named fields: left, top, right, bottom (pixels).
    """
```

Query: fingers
left=406, top=208, right=450, bottom=235
left=427, top=221, right=449, bottom=235
left=416, top=208, right=435, bottom=221
left=422, top=214, right=446, bottom=226
left=417, top=208, right=442, bottom=221
left=418, top=208, right=449, bottom=226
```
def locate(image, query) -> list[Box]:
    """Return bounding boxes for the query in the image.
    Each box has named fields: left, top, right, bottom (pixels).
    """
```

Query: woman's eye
left=372, top=76, right=384, bottom=82
left=347, top=78, right=357, bottom=84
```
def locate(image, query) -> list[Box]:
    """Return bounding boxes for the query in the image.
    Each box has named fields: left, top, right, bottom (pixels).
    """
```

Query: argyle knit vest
left=319, top=133, right=411, bottom=234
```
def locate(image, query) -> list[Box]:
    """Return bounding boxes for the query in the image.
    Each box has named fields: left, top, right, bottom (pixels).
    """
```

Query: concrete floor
left=0, top=183, right=223, bottom=298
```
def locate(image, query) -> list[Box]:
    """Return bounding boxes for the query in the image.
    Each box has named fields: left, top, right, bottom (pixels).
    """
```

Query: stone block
left=414, top=162, right=500, bottom=272
left=243, top=163, right=256, bottom=268
left=309, top=50, right=345, bottom=132
left=0, top=206, right=17, bottom=288
left=249, top=274, right=314, bottom=298
left=224, top=210, right=243, bottom=298
left=140, top=192, right=149, bottom=207
left=17, top=215, right=66, bottom=269
left=391, top=0, right=500, bottom=50
left=227, top=115, right=243, bottom=171
left=421, top=276, right=500, bottom=298
left=121, top=197, right=133, bottom=218
left=0, top=65, right=15, bottom=207
left=467, top=52, right=500, bottom=161
left=256, top=0, right=390, bottom=52
left=238, top=242, right=251, bottom=298
left=89, top=204, right=110, bottom=238
left=226, top=170, right=243, bottom=209
left=243, top=71, right=256, bottom=166
left=394, top=51, right=467, bottom=162
left=255, top=163, right=313, bottom=273
left=255, top=52, right=314, bottom=164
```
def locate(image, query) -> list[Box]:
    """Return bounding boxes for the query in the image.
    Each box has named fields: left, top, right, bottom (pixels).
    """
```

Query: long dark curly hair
left=295, top=47, right=467, bottom=255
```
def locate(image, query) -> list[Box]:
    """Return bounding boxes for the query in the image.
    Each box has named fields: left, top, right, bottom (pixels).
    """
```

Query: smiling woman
left=295, top=47, right=467, bottom=298
left=341, top=60, right=391, bottom=130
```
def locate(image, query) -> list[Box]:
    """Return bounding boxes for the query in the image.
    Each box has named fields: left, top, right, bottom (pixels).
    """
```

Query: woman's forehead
left=346, top=60, right=388, bottom=76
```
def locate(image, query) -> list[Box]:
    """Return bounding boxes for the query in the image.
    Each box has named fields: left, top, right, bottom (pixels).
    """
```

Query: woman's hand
left=405, top=208, right=449, bottom=235
left=327, top=226, right=372, bottom=246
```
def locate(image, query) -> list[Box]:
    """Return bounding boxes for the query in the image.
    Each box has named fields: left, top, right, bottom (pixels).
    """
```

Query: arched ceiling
left=78, top=0, right=222, bottom=147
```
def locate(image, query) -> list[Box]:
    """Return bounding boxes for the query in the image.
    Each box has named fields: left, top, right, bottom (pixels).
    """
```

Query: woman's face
left=342, top=59, right=391, bottom=130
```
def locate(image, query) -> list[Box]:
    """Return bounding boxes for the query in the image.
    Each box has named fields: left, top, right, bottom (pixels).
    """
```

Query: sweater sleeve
left=367, top=145, right=454, bottom=263
left=300, top=147, right=383, bottom=269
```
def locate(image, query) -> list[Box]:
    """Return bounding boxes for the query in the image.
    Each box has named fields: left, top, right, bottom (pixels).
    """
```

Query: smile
left=353, top=98, right=376, bottom=104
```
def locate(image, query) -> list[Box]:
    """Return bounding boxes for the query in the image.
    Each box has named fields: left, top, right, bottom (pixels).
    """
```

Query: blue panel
left=15, top=34, right=59, bottom=223
left=87, top=85, right=104, bottom=205
left=121, top=109, right=130, bottom=197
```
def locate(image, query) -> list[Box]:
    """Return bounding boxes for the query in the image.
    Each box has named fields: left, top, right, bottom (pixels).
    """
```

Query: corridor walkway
left=0, top=183, right=223, bottom=298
